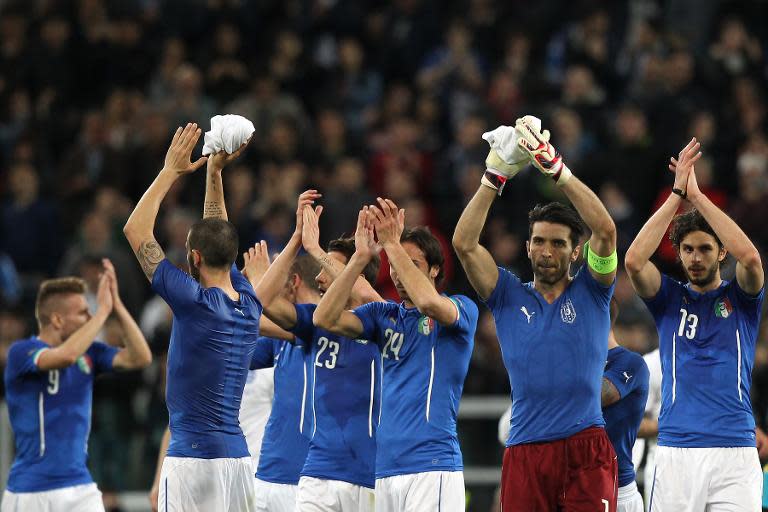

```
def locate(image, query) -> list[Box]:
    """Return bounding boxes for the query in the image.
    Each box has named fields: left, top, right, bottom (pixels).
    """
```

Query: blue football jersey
left=251, top=336, right=311, bottom=484
left=4, top=337, right=118, bottom=492
left=603, top=346, right=650, bottom=487
left=643, top=274, right=764, bottom=447
left=352, top=295, right=477, bottom=478
left=484, top=265, right=614, bottom=445
left=152, top=260, right=261, bottom=459
left=291, top=303, right=381, bottom=489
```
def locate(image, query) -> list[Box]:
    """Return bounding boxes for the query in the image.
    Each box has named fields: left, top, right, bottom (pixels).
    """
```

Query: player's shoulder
left=8, top=337, right=46, bottom=357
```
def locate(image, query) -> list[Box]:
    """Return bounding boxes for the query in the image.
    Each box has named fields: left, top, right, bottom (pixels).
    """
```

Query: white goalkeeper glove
left=480, top=116, right=545, bottom=194
left=516, top=118, right=572, bottom=186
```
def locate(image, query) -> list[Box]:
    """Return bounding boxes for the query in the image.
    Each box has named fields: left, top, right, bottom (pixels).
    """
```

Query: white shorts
left=1, top=483, right=104, bottom=512
left=649, top=446, right=762, bottom=512
left=253, top=477, right=297, bottom=512
left=158, top=456, right=255, bottom=512
left=297, top=476, right=375, bottom=512
left=375, top=471, right=464, bottom=512
left=617, top=481, right=643, bottom=512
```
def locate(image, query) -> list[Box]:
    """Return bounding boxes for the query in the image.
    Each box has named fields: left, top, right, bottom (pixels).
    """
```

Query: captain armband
left=583, top=241, right=617, bottom=275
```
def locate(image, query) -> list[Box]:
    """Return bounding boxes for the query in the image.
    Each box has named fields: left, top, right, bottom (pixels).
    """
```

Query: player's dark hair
left=290, top=254, right=321, bottom=293
left=400, top=226, right=445, bottom=284
left=36, top=277, right=86, bottom=326
left=609, top=297, right=619, bottom=327
left=327, top=238, right=381, bottom=286
left=188, top=218, right=239, bottom=268
left=669, top=209, right=722, bottom=249
left=528, top=203, right=585, bottom=249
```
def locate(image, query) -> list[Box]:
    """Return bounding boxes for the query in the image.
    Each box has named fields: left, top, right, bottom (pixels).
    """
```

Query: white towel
left=202, top=114, right=255, bottom=156
left=481, top=115, right=542, bottom=164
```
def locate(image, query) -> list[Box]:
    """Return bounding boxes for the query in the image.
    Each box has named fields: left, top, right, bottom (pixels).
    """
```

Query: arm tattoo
left=204, top=201, right=223, bottom=218
left=136, top=238, right=165, bottom=282
left=601, top=377, right=621, bottom=408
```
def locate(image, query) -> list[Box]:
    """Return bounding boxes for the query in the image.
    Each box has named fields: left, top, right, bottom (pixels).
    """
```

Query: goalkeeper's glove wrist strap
left=554, top=164, right=572, bottom=187
left=481, top=170, right=507, bottom=195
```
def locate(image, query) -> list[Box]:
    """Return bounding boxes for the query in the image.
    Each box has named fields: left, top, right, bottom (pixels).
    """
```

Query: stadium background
left=1, top=0, right=768, bottom=510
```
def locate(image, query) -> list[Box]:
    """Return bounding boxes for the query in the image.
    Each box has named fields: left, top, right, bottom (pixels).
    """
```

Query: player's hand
left=101, top=258, right=124, bottom=310
left=149, top=484, right=159, bottom=512
left=294, top=189, right=322, bottom=236
left=95, top=272, right=114, bottom=317
left=371, top=197, right=405, bottom=246
left=517, top=118, right=572, bottom=186
left=242, top=241, right=271, bottom=284
left=206, top=137, right=251, bottom=173
left=669, top=137, right=703, bottom=199
left=162, top=123, right=208, bottom=176
left=302, top=202, right=323, bottom=254
left=354, top=207, right=379, bottom=261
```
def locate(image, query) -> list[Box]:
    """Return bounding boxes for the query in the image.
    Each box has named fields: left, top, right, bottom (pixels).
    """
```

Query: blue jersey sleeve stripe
left=32, top=348, right=48, bottom=368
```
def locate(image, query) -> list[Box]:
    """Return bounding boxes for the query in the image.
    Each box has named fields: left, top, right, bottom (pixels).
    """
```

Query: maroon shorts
left=500, top=426, right=618, bottom=512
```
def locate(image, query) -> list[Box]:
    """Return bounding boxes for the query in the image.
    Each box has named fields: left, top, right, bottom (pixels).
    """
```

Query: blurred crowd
left=2, top=0, right=768, bottom=496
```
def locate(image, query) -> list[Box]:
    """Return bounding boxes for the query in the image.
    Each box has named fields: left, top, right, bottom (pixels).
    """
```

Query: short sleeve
left=87, top=342, right=119, bottom=374
left=642, top=273, right=677, bottom=319
left=730, top=280, right=765, bottom=322
left=604, top=352, right=649, bottom=400
left=573, top=263, right=614, bottom=310
left=291, top=304, right=317, bottom=345
left=483, top=267, right=521, bottom=316
left=250, top=337, right=276, bottom=370
left=151, top=259, right=200, bottom=312
left=5, top=340, right=48, bottom=379
left=351, top=302, right=398, bottom=344
left=447, top=295, right=479, bottom=338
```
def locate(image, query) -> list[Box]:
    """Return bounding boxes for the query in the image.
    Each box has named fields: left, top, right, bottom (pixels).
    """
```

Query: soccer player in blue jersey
left=243, top=197, right=384, bottom=511
left=453, top=117, right=619, bottom=511
left=2, top=260, right=152, bottom=512
left=602, top=298, right=650, bottom=512
left=123, top=122, right=290, bottom=512
left=315, top=201, right=479, bottom=512
left=625, top=137, right=764, bottom=511
left=248, top=255, right=320, bottom=512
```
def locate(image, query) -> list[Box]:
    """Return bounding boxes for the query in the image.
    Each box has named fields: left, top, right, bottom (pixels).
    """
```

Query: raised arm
left=373, top=198, right=458, bottom=326
left=252, top=190, right=321, bottom=310
left=36, top=273, right=113, bottom=371
left=102, top=259, right=152, bottom=370
left=518, top=118, right=617, bottom=284
left=683, top=152, right=764, bottom=294
left=124, top=123, right=207, bottom=281
left=625, top=139, right=701, bottom=298
left=301, top=205, right=383, bottom=304
left=202, top=141, right=250, bottom=220
left=313, top=209, right=372, bottom=338
left=452, top=185, right=501, bottom=300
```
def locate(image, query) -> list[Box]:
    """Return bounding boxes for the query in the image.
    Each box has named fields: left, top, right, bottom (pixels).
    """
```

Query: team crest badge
left=714, top=297, right=733, bottom=318
left=560, top=298, right=577, bottom=324
left=76, top=354, right=93, bottom=374
left=418, top=316, right=434, bottom=335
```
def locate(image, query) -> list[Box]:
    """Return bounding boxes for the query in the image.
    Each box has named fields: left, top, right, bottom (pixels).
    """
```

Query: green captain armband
left=583, top=241, right=618, bottom=274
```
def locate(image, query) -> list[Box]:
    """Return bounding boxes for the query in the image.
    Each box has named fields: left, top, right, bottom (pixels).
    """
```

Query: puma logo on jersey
left=623, top=371, right=632, bottom=383
left=234, top=308, right=245, bottom=316
left=520, top=306, right=535, bottom=323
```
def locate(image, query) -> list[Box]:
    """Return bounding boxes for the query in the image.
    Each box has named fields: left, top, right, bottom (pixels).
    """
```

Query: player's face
left=57, top=294, right=91, bottom=341
left=315, top=251, right=348, bottom=294
left=527, top=222, right=577, bottom=286
left=391, top=242, right=437, bottom=301
left=679, top=231, right=725, bottom=287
